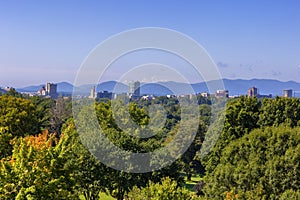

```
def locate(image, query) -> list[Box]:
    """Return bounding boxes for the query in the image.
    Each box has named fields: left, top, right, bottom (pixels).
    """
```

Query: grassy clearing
left=99, top=192, right=115, bottom=200
left=79, top=192, right=115, bottom=200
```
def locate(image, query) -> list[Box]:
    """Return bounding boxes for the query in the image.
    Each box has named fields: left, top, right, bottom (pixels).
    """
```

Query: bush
left=126, top=177, right=200, bottom=200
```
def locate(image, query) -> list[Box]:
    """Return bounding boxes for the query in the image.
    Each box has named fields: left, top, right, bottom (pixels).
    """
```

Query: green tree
left=5, top=88, right=23, bottom=98
left=0, top=95, right=39, bottom=158
left=0, top=95, right=39, bottom=137
left=204, top=96, right=261, bottom=174
left=279, top=190, right=300, bottom=200
left=48, top=97, right=72, bottom=134
left=177, top=119, right=207, bottom=180
left=0, top=127, right=13, bottom=159
left=29, top=96, right=55, bottom=130
left=203, top=126, right=300, bottom=199
left=61, top=120, right=109, bottom=200
left=126, top=177, right=199, bottom=200
left=258, top=97, right=300, bottom=128
left=74, top=99, right=186, bottom=199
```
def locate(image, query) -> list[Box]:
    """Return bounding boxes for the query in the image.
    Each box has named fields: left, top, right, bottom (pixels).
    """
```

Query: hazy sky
left=1, top=0, right=300, bottom=87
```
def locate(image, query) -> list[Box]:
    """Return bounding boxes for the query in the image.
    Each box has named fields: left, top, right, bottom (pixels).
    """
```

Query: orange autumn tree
left=24, top=130, right=57, bottom=150
left=0, top=129, right=80, bottom=199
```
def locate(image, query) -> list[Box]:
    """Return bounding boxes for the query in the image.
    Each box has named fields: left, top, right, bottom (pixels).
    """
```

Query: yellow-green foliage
left=127, top=177, right=199, bottom=200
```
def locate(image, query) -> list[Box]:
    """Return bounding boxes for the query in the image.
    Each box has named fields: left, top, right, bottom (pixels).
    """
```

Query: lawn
left=79, top=192, right=115, bottom=200
left=99, top=192, right=115, bottom=200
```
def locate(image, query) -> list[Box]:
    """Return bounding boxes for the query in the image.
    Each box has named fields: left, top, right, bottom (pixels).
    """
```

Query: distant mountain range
left=15, top=79, right=300, bottom=97
left=0, top=88, right=7, bottom=94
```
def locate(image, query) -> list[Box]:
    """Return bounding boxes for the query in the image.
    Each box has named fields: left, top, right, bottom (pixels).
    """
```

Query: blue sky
left=1, top=0, right=300, bottom=87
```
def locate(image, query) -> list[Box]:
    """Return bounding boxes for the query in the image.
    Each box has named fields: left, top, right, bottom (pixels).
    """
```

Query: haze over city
left=1, top=1, right=300, bottom=87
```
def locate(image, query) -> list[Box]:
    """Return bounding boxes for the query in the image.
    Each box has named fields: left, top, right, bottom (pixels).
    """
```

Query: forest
left=0, top=89, right=300, bottom=200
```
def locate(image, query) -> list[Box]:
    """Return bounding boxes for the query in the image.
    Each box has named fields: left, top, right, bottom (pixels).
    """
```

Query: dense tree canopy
left=202, top=97, right=300, bottom=199
left=0, top=95, right=40, bottom=159
left=0, top=95, right=39, bottom=137
left=1, top=94, right=300, bottom=199
left=203, top=126, right=300, bottom=199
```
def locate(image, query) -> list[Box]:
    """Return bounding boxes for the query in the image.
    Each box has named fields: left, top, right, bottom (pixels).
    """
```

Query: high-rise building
left=248, top=86, right=258, bottom=97
left=248, top=86, right=272, bottom=98
left=283, top=89, right=293, bottom=98
left=46, top=83, right=58, bottom=98
left=129, top=81, right=140, bottom=100
left=89, top=86, right=96, bottom=99
left=39, top=86, right=47, bottom=96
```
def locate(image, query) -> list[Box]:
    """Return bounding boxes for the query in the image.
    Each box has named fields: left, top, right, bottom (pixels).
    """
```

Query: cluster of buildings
left=247, top=87, right=295, bottom=98
left=37, top=83, right=58, bottom=99
left=198, top=90, right=232, bottom=99
left=89, top=86, right=113, bottom=99
left=247, top=87, right=272, bottom=98
left=86, top=81, right=298, bottom=101
left=215, top=90, right=229, bottom=98
left=2, top=79, right=298, bottom=101
left=28, top=81, right=298, bottom=100
left=89, top=81, right=142, bottom=100
left=199, top=87, right=296, bottom=99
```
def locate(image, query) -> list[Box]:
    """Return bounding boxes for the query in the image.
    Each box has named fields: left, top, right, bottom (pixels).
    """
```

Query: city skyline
left=6, top=78, right=300, bottom=98
left=1, top=1, right=300, bottom=87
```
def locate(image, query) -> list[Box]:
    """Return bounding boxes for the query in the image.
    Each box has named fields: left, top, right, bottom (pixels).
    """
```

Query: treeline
left=0, top=91, right=300, bottom=199
left=0, top=93, right=208, bottom=199
left=203, top=96, right=300, bottom=199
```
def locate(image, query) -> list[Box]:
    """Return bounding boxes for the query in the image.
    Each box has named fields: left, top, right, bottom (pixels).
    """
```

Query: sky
left=0, top=0, right=300, bottom=88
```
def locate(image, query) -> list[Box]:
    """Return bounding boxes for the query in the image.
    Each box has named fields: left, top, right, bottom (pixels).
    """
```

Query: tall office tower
left=89, top=86, right=96, bottom=99
left=46, top=83, right=58, bottom=98
left=248, top=86, right=258, bottom=97
left=283, top=89, right=293, bottom=98
left=129, top=81, right=140, bottom=100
